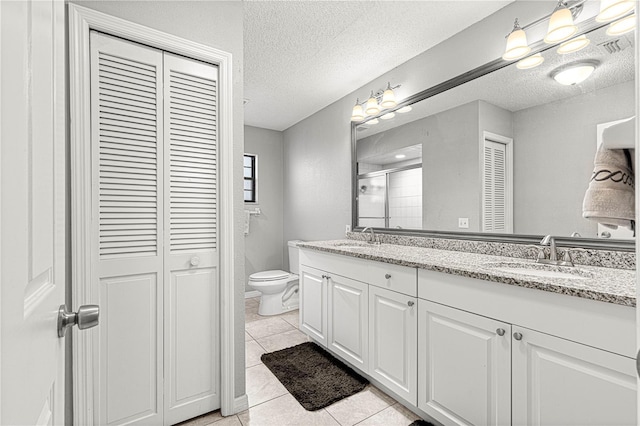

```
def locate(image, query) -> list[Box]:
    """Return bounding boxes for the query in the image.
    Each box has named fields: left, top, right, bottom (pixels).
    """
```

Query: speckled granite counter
left=297, top=240, right=636, bottom=307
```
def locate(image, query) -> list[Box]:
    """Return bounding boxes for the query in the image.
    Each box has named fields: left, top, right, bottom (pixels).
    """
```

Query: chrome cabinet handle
left=513, top=332, right=523, bottom=341
left=58, top=304, right=100, bottom=338
left=407, top=300, right=415, bottom=307
left=385, top=273, right=391, bottom=279
left=496, top=328, right=505, bottom=336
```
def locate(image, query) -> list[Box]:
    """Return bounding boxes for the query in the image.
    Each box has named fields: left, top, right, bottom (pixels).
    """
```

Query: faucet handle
left=524, top=245, right=546, bottom=261
left=560, top=247, right=587, bottom=266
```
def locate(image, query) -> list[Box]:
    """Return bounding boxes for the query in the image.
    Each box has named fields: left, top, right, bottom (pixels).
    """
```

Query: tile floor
left=179, top=296, right=422, bottom=426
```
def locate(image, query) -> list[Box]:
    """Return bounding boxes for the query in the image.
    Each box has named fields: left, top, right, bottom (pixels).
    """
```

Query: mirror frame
left=351, top=17, right=635, bottom=251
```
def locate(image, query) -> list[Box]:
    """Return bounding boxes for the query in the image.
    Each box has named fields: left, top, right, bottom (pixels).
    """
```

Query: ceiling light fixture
left=516, top=53, right=544, bottom=69
left=596, top=0, right=635, bottom=22
left=349, top=82, right=401, bottom=122
left=397, top=106, right=412, bottom=113
left=551, top=60, right=599, bottom=85
left=544, top=1, right=578, bottom=44
left=606, top=14, right=636, bottom=35
left=557, top=34, right=591, bottom=54
left=502, top=19, right=531, bottom=60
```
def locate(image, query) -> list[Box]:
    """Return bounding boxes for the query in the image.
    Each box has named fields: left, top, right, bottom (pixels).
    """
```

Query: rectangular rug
left=260, top=341, right=368, bottom=411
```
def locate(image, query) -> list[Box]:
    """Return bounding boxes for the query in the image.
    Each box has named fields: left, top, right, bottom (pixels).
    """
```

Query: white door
left=0, top=0, right=66, bottom=424
left=368, top=286, right=417, bottom=405
left=328, top=275, right=368, bottom=370
left=512, top=326, right=637, bottom=426
left=299, top=266, right=327, bottom=346
left=418, top=300, right=511, bottom=426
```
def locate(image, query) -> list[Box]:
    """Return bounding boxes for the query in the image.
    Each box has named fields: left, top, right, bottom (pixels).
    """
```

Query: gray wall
left=513, top=80, right=635, bottom=237
left=67, top=0, right=246, bottom=417
left=244, top=126, right=285, bottom=287
left=282, top=1, right=552, bottom=244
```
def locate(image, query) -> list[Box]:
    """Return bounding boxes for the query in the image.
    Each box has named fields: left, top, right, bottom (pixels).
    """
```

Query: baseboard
left=245, top=290, right=260, bottom=299
left=233, top=394, right=249, bottom=413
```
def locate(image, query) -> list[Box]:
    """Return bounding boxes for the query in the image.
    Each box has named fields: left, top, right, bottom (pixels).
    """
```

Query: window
left=244, top=154, right=257, bottom=202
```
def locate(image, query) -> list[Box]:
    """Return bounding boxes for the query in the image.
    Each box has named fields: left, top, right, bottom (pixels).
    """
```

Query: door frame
left=68, top=4, right=238, bottom=423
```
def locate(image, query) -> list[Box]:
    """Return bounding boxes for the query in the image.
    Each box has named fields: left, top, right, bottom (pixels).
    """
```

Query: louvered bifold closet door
left=482, top=140, right=507, bottom=232
left=90, top=32, right=164, bottom=426
left=162, top=52, right=220, bottom=425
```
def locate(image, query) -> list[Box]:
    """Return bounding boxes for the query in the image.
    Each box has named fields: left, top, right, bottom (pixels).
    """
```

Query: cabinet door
left=299, top=266, right=327, bottom=346
left=369, top=286, right=417, bottom=404
left=512, top=327, right=637, bottom=426
left=418, top=300, right=511, bottom=426
left=328, top=275, right=368, bottom=370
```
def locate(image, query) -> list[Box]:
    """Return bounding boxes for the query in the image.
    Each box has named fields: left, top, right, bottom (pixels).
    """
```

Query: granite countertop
left=297, top=239, right=636, bottom=307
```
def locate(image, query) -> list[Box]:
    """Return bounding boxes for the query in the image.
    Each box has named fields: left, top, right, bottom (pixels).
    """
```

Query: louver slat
left=96, top=51, right=160, bottom=258
left=483, top=141, right=507, bottom=232
left=167, top=67, right=217, bottom=252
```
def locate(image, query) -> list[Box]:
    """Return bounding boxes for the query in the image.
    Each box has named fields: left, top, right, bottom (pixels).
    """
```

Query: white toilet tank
left=287, top=240, right=303, bottom=274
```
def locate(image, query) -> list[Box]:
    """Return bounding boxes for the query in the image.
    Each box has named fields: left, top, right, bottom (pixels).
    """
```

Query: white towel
left=582, top=144, right=635, bottom=230
left=244, top=210, right=251, bottom=236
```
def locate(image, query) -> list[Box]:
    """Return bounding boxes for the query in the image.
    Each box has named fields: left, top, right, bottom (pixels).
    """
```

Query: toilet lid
left=250, top=270, right=289, bottom=281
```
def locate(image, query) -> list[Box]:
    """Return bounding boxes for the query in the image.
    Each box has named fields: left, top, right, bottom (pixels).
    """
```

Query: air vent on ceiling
left=598, top=36, right=632, bottom=54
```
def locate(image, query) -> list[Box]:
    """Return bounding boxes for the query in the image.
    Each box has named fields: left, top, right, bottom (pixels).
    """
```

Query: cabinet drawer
left=299, top=249, right=417, bottom=297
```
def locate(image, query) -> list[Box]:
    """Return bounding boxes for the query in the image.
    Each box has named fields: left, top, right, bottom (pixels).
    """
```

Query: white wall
left=244, top=126, right=284, bottom=287
left=67, top=0, right=246, bottom=415
left=282, top=1, right=553, bottom=243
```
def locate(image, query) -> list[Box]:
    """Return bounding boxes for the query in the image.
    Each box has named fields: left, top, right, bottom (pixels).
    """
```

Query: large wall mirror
left=352, top=14, right=635, bottom=251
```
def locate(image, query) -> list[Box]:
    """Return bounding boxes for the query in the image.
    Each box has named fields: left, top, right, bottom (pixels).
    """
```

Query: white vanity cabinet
left=418, top=269, right=637, bottom=426
left=298, top=248, right=418, bottom=405
left=418, top=300, right=511, bottom=426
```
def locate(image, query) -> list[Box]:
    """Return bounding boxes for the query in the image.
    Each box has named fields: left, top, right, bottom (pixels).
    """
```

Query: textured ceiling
left=243, top=1, right=512, bottom=131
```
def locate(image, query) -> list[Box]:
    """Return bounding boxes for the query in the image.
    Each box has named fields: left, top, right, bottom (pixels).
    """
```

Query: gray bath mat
left=260, top=341, right=368, bottom=411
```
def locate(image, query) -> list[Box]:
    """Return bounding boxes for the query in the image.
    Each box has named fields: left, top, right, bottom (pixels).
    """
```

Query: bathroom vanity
left=297, top=240, right=636, bottom=426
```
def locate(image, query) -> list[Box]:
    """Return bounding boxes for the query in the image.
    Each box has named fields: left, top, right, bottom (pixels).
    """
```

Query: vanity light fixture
left=606, top=14, right=636, bottom=35
left=551, top=60, right=598, bottom=85
left=502, top=19, right=531, bottom=60
left=596, top=0, right=635, bottom=22
left=557, top=34, right=591, bottom=54
left=516, top=53, right=544, bottom=69
left=365, top=91, right=381, bottom=115
left=381, top=112, right=395, bottom=120
left=544, top=2, right=578, bottom=43
left=397, top=105, right=413, bottom=113
left=380, top=83, right=397, bottom=108
left=351, top=99, right=365, bottom=122
left=368, top=118, right=379, bottom=125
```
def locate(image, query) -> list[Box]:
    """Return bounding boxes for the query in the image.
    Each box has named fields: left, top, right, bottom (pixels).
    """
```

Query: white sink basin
left=486, top=262, right=591, bottom=280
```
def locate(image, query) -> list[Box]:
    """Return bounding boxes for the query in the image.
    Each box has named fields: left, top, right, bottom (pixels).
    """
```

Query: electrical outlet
left=345, top=224, right=351, bottom=234
left=458, top=218, right=469, bottom=229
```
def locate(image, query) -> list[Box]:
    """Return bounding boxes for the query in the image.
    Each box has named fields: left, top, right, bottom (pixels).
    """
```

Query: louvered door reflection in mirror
left=90, top=31, right=219, bottom=426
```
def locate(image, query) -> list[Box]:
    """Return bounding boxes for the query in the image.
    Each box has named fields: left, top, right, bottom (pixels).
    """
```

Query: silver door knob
left=190, top=256, right=200, bottom=266
left=513, top=332, right=523, bottom=341
left=58, top=304, right=99, bottom=338
left=496, top=328, right=505, bottom=336
left=385, top=273, right=391, bottom=279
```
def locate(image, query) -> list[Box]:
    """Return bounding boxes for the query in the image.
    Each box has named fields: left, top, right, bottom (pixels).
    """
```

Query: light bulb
left=544, top=7, right=578, bottom=43
left=596, top=0, right=635, bottom=22
left=557, top=35, right=590, bottom=54
left=606, top=14, right=636, bottom=36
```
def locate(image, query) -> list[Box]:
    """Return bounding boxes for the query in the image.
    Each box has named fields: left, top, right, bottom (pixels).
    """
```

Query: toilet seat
left=249, top=270, right=290, bottom=281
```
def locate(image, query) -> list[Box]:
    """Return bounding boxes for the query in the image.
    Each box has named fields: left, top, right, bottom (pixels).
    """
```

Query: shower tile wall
left=389, top=168, right=422, bottom=229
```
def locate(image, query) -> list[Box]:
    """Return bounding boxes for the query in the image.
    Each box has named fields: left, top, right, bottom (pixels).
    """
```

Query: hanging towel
left=582, top=144, right=635, bottom=230
left=244, top=210, right=251, bottom=236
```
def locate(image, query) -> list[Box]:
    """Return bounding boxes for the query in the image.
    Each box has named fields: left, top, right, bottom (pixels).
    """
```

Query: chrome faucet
left=539, top=235, right=558, bottom=262
left=361, top=227, right=377, bottom=244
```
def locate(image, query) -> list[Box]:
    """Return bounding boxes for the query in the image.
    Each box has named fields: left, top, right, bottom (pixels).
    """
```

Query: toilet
left=248, top=240, right=302, bottom=316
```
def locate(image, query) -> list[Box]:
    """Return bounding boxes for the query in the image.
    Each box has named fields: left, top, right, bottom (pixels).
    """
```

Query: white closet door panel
left=91, top=32, right=165, bottom=426
left=91, top=31, right=164, bottom=261
left=163, top=52, right=220, bottom=424
left=100, top=274, right=162, bottom=426
left=483, top=141, right=507, bottom=233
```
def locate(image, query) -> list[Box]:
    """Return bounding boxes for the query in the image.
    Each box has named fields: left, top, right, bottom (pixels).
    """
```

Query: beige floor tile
left=245, top=331, right=254, bottom=342
left=246, top=303, right=259, bottom=314
left=355, top=403, right=419, bottom=426
left=278, top=310, right=299, bottom=328
left=245, top=296, right=260, bottom=306
left=211, top=415, right=242, bottom=426
left=238, top=394, right=339, bottom=426
left=176, top=410, right=223, bottom=426
left=246, top=340, right=266, bottom=368
left=245, top=364, right=288, bottom=408
left=324, top=386, right=396, bottom=426
left=246, top=317, right=295, bottom=340
left=256, top=329, right=308, bottom=353
left=245, top=310, right=263, bottom=324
